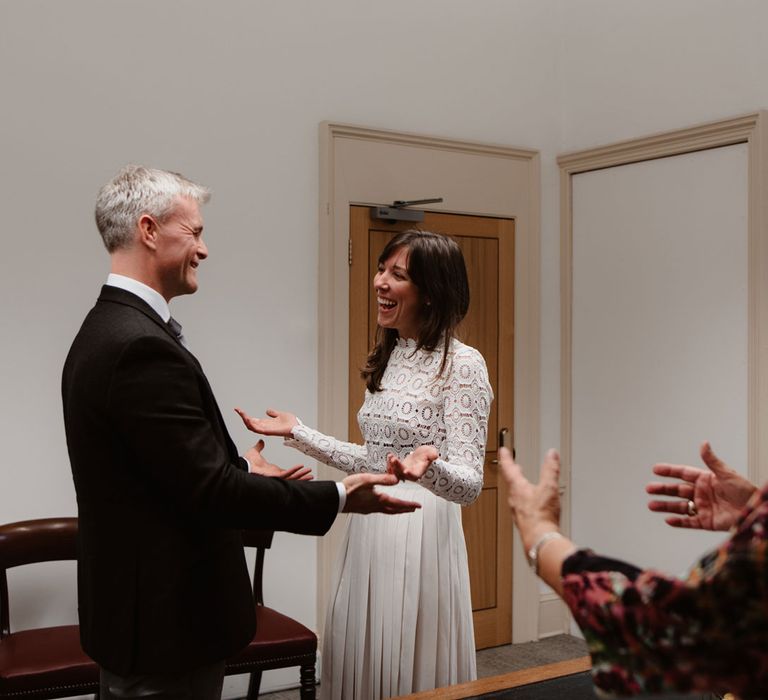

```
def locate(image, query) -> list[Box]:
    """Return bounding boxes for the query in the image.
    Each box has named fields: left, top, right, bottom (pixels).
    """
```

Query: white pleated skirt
left=320, top=482, right=477, bottom=700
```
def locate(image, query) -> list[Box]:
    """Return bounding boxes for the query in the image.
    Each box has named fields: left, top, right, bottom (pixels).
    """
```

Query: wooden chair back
left=0, top=518, right=77, bottom=638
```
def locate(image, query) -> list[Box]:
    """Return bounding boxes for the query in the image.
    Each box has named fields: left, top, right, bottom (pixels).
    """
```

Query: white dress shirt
left=106, top=273, right=171, bottom=322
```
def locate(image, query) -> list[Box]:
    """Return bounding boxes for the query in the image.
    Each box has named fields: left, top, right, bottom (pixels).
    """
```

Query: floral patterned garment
left=561, top=483, right=768, bottom=699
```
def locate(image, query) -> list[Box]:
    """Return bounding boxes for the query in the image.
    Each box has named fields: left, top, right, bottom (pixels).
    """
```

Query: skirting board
left=538, top=592, right=570, bottom=639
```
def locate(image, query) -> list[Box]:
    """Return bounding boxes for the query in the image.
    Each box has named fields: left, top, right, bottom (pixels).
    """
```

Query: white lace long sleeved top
left=286, top=337, right=493, bottom=506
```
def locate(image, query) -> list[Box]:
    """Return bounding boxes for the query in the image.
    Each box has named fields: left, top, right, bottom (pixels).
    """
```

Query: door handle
left=490, top=428, right=513, bottom=464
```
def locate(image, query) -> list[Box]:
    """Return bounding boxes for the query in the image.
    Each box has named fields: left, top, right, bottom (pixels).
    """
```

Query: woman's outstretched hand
left=500, top=447, right=574, bottom=595
left=500, top=447, right=562, bottom=552
left=646, top=441, right=757, bottom=531
left=235, top=407, right=298, bottom=438
left=243, top=439, right=313, bottom=480
left=386, top=445, right=439, bottom=481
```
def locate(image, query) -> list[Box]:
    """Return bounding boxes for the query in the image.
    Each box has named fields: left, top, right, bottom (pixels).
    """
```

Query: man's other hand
left=244, top=440, right=313, bottom=480
left=342, top=473, right=421, bottom=514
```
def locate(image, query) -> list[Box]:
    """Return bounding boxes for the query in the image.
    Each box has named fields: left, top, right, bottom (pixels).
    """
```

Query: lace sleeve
left=419, top=348, right=492, bottom=505
left=284, top=420, right=370, bottom=475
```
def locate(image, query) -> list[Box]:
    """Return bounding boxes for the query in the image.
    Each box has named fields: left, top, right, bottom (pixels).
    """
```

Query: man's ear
left=137, top=214, right=158, bottom=250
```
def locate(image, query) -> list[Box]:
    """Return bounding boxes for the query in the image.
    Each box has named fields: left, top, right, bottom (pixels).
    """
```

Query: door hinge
left=348, top=238, right=352, bottom=266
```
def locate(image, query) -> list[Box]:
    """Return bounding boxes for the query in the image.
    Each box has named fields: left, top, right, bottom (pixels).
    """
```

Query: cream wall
left=571, top=145, right=748, bottom=572
left=1, top=0, right=768, bottom=695
left=540, top=0, right=768, bottom=456
left=0, top=2, right=560, bottom=695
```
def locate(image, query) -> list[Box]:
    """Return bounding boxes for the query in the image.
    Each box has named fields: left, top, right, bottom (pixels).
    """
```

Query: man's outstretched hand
left=342, top=473, right=421, bottom=514
left=243, top=440, right=313, bottom=480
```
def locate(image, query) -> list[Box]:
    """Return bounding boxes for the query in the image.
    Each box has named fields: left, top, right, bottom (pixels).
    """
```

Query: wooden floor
left=389, top=657, right=592, bottom=700
left=259, top=634, right=589, bottom=700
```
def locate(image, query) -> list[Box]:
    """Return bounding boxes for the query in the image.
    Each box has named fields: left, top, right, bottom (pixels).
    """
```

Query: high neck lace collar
left=394, top=336, right=453, bottom=355
left=395, top=336, right=419, bottom=349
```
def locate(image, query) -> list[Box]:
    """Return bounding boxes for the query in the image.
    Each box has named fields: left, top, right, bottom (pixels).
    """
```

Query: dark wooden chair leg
left=299, top=662, right=316, bottom=699
left=246, top=669, right=263, bottom=700
left=229, top=534, right=317, bottom=699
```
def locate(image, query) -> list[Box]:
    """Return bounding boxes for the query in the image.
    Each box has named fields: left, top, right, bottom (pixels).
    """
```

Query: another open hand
left=235, top=407, right=298, bottom=438
left=342, top=473, right=421, bottom=515
left=243, top=439, right=313, bottom=481
left=646, top=441, right=756, bottom=531
left=499, top=447, right=562, bottom=552
left=386, top=445, right=439, bottom=481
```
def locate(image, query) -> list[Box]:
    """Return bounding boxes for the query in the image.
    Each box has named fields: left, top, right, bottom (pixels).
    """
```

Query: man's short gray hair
left=95, top=165, right=211, bottom=252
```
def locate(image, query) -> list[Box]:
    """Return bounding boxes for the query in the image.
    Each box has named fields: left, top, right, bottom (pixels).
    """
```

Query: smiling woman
left=363, top=230, right=470, bottom=395
left=236, top=230, right=492, bottom=700
left=374, top=246, right=421, bottom=338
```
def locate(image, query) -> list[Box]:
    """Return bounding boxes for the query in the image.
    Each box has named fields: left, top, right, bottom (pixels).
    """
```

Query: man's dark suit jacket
left=62, top=285, right=338, bottom=676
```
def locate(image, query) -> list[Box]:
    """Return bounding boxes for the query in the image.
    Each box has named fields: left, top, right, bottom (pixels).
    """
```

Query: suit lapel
left=98, top=285, right=239, bottom=459
left=98, top=286, right=205, bottom=367
left=98, top=285, right=177, bottom=343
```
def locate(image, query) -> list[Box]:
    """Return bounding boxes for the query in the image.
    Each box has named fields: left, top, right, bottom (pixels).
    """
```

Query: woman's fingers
left=646, top=481, right=694, bottom=499
left=648, top=498, right=691, bottom=515
left=664, top=516, right=698, bottom=529
left=652, top=463, right=703, bottom=483
left=234, top=407, right=253, bottom=425
left=387, top=453, right=407, bottom=480
left=539, top=449, right=560, bottom=488
left=700, top=441, right=732, bottom=477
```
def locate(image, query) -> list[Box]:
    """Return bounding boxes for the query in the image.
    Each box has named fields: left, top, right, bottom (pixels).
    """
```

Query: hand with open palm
left=235, top=407, right=298, bottom=438
left=646, top=441, right=757, bottom=531
left=386, top=445, right=440, bottom=481
left=243, top=439, right=313, bottom=480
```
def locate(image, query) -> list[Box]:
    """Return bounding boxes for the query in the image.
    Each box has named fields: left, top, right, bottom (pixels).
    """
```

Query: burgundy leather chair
left=0, top=517, right=99, bottom=699
left=226, top=531, right=318, bottom=699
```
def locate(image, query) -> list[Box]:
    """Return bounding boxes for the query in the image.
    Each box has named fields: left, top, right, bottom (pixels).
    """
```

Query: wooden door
left=348, top=205, right=515, bottom=649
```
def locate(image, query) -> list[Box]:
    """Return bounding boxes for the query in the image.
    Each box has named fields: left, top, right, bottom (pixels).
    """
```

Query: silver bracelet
left=527, top=531, right=564, bottom=576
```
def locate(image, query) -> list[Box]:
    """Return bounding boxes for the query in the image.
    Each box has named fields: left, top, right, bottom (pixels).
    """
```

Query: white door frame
left=558, top=112, right=768, bottom=500
left=316, top=122, right=543, bottom=643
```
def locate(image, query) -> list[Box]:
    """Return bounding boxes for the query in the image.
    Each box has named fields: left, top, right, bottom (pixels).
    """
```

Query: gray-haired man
left=63, top=165, right=418, bottom=699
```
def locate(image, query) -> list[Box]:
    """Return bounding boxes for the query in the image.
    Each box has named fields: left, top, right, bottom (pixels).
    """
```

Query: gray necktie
left=167, top=317, right=188, bottom=348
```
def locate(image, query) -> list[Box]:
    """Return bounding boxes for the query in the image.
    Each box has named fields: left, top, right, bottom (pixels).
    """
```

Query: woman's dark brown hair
left=362, top=230, right=470, bottom=392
